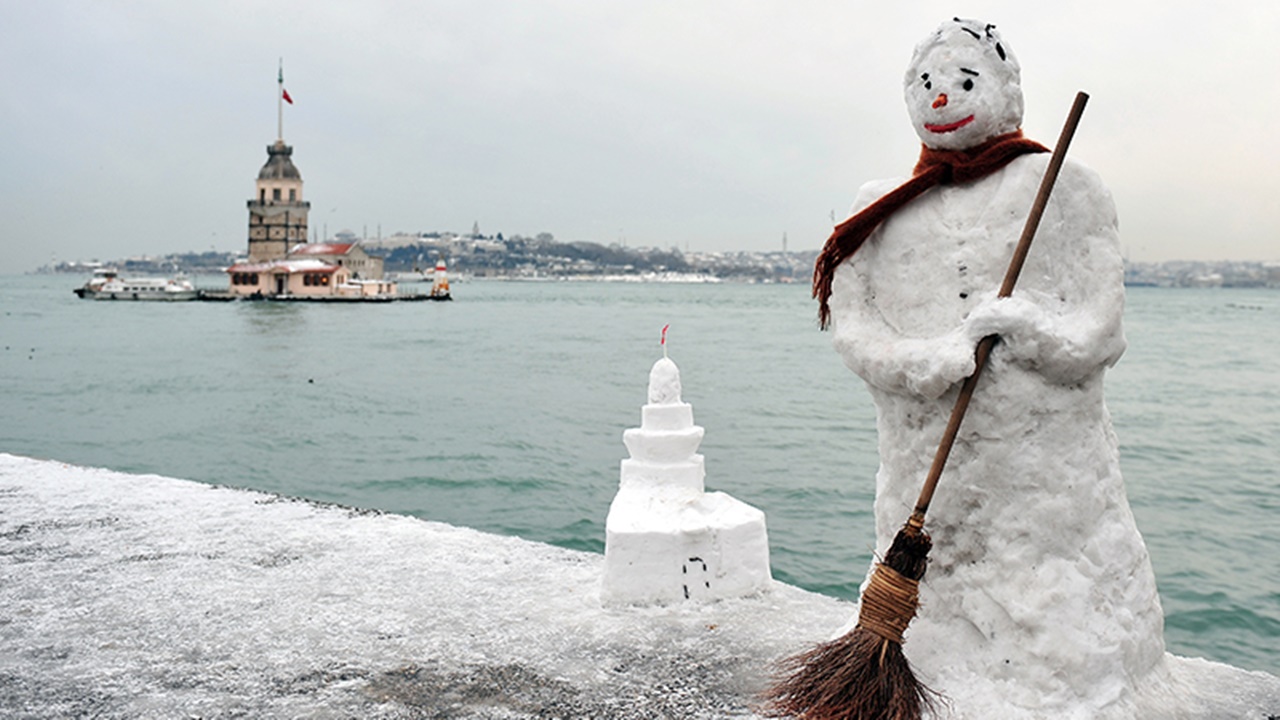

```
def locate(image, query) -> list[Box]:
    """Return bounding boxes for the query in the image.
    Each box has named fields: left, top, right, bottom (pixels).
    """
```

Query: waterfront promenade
left=2, top=454, right=1276, bottom=718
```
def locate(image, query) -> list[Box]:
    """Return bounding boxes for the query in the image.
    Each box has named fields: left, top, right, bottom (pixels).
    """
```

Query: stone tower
left=246, top=140, right=310, bottom=262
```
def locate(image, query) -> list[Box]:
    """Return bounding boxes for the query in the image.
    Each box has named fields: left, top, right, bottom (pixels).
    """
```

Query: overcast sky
left=2, top=1, right=1277, bottom=274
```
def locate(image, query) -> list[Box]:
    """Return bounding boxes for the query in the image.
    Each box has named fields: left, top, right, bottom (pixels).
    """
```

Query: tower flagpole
left=277, top=58, right=284, bottom=142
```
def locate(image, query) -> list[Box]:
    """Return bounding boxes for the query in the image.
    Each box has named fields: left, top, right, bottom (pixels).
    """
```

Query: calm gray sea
left=2, top=273, right=1276, bottom=672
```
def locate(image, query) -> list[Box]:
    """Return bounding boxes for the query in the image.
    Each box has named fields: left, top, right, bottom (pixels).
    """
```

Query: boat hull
left=88, top=289, right=199, bottom=301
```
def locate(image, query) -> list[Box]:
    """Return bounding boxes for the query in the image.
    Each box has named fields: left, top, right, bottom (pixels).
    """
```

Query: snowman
left=819, top=19, right=1168, bottom=717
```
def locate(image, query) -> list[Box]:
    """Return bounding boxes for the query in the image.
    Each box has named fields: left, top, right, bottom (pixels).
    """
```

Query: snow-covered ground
left=2, top=453, right=1277, bottom=719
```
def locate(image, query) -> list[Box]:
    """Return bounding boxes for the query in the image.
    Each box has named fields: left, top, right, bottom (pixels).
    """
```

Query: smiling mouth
left=924, top=115, right=975, bottom=133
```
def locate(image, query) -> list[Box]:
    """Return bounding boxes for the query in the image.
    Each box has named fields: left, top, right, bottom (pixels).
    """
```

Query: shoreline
left=2, top=453, right=1277, bottom=718
left=0, top=453, right=844, bottom=718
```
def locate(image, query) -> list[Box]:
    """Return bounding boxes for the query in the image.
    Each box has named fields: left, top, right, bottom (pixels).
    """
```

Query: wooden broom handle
left=910, top=91, right=1090, bottom=524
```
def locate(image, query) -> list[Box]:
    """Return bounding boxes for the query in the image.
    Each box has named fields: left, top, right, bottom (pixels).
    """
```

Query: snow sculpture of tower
left=602, top=354, right=771, bottom=605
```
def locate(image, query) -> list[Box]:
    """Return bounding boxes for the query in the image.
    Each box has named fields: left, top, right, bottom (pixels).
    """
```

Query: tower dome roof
left=258, top=140, right=302, bottom=180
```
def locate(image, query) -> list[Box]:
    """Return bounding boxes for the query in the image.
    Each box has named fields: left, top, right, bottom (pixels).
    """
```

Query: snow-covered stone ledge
left=0, top=453, right=840, bottom=719
left=2, top=453, right=1277, bottom=719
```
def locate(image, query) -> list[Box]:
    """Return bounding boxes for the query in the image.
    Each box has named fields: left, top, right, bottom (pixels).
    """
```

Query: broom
left=764, top=91, right=1090, bottom=720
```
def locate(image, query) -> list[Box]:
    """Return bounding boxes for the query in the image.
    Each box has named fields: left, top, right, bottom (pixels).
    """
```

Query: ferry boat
left=74, top=269, right=198, bottom=301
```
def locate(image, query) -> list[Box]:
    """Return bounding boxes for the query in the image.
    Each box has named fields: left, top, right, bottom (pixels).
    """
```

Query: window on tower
left=273, top=188, right=281, bottom=201
left=289, top=189, right=296, bottom=201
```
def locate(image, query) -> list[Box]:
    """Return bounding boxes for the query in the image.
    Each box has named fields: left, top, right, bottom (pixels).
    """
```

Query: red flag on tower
left=282, top=88, right=293, bottom=104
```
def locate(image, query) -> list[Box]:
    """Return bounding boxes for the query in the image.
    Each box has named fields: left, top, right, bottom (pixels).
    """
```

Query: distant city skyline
left=3, top=2, right=1278, bottom=275
left=39, top=237, right=1279, bottom=289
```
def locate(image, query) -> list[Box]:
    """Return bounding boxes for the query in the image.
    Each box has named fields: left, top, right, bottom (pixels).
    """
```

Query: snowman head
left=904, top=19, right=1023, bottom=150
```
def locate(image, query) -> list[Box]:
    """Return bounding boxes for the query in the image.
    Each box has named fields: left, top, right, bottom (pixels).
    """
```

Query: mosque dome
left=258, top=140, right=302, bottom=181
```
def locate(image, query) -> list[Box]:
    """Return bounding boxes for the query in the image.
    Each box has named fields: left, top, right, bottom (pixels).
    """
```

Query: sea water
left=1, top=274, right=1276, bottom=673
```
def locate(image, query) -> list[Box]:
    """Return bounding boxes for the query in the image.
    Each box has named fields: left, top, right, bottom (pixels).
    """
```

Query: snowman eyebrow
left=960, top=68, right=980, bottom=76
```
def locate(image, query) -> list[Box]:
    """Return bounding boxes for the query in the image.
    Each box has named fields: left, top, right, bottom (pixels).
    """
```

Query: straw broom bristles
left=762, top=515, right=937, bottom=719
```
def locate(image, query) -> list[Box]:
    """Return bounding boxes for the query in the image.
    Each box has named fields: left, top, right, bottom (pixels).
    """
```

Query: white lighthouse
left=602, top=349, right=772, bottom=605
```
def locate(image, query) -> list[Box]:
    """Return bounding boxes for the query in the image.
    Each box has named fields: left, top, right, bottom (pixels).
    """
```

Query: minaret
left=246, top=62, right=310, bottom=263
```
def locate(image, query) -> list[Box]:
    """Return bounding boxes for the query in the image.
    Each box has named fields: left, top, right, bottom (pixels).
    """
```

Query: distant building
left=289, top=242, right=384, bottom=280
left=226, top=72, right=395, bottom=299
left=225, top=258, right=349, bottom=297
left=247, top=140, right=310, bottom=263
left=223, top=257, right=396, bottom=299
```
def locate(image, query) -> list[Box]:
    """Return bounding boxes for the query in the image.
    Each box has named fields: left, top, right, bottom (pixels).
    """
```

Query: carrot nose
left=932, top=93, right=948, bottom=109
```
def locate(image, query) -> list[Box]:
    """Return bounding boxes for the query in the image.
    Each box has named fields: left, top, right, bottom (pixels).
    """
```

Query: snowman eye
left=963, top=78, right=974, bottom=91
left=921, top=73, right=931, bottom=91
left=959, top=68, right=979, bottom=92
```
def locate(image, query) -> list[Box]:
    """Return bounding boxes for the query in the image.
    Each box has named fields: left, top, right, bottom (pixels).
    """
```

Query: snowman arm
left=825, top=178, right=978, bottom=398
left=964, top=163, right=1127, bottom=384
left=829, top=256, right=976, bottom=399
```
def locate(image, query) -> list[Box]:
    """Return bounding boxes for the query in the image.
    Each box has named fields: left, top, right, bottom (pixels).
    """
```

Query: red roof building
left=225, top=259, right=348, bottom=297
left=288, top=242, right=384, bottom=280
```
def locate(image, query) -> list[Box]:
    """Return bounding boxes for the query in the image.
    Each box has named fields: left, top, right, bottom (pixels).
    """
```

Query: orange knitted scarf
left=813, top=130, right=1049, bottom=329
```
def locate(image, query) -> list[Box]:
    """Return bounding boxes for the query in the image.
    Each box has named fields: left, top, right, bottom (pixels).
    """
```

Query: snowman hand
left=905, top=326, right=977, bottom=399
left=963, top=292, right=1053, bottom=364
